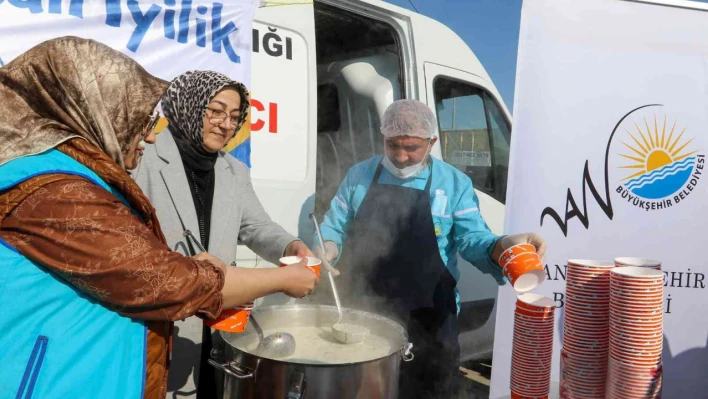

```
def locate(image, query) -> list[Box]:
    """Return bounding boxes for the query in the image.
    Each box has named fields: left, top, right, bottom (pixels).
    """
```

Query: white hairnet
left=380, top=99, right=437, bottom=139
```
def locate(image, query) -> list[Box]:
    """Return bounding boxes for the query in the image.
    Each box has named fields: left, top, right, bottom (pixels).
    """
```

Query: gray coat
left=134, top=129, right=295, bottom=397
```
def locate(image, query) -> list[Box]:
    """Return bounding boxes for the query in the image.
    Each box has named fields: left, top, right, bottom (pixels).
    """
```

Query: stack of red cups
left=606, top=266, right=663, bottom=398
left=560, top=259, right=614, bottom=398
left=511, top=293, right=555, bottom=399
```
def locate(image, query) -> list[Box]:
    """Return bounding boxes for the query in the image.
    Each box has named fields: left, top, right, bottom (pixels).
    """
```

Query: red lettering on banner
left=251, top=99, right=278, bottom=133
left=251, top=99, right=265, bottom=131
left=269, top=102, right=278, bottom=133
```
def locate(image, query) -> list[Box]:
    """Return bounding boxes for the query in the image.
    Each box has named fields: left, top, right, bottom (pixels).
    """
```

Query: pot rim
left=218, top=304, right=412, bottom=367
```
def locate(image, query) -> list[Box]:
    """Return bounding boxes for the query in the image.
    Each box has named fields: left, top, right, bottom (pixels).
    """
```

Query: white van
left=240, top=0, right=512, bottom=362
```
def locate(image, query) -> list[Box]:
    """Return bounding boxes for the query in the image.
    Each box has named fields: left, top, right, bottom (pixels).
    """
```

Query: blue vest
left=0, top=150, right=147, bottom=399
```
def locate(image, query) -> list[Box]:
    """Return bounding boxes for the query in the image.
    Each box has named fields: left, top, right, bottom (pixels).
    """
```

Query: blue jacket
left=0, top=150, right=146, bottom=399
left=319, top=156, right=506, bottom=313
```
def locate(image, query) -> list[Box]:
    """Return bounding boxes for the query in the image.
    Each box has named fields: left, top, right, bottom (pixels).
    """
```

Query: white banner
left=0, top=0, right=256, bottom=164
left=490, top=0, right=708, bottom=397
left=0, top=0, right=255, bottom=84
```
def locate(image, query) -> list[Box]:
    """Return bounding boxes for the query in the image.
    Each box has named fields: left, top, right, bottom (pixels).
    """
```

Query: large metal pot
left=210, top=304, right=414, bottom=399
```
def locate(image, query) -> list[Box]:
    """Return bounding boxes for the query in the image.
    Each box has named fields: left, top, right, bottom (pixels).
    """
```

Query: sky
left=384, top=0, right=708, bottom=111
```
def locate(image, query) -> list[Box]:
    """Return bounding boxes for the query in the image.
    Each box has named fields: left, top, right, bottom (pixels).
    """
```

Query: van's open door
left=424, top=62, right=513, bottom=359
left=236, top=4, right=318, bottom=271
left=424, top=62, right=511, bottom=301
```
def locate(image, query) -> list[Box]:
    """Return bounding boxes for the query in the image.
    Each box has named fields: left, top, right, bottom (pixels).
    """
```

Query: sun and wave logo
left=541, top=104, right=706, bottom=237
left=616, top=114, right=704, bottom=210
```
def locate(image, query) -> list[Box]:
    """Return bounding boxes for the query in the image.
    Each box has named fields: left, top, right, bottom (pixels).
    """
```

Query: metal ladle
left=184, top=230, right=296, bottom=358
left=249, top=313, right=296, bottom=359
left=310, top=214, right=369, bottom=344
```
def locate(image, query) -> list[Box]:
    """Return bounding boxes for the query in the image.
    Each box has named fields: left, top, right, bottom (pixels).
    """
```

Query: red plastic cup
left=203, top=301, right=254, bottom=333
left=279, top=256, right=322, bottom=277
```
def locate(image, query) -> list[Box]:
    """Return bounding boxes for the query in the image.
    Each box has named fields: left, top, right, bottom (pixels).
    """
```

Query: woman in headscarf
left=135, top=71, right=318, bottom=398
left=0, top=37, right=318, bottom=399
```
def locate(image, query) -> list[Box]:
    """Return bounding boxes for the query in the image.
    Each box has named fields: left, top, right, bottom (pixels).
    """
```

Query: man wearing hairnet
left=316, top=99, right=546, bottom=398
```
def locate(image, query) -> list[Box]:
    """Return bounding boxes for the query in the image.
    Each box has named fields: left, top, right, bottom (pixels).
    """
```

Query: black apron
left=338, top=160, right=460, bottom=399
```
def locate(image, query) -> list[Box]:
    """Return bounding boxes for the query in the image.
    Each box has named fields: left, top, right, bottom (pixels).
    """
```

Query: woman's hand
left=279, top=258, right=320, bottom=298
left=284, top=240, right=315, bottom=258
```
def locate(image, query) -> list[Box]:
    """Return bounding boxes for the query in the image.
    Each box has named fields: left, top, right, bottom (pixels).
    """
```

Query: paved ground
left=458, top=361, right=491, bottom=399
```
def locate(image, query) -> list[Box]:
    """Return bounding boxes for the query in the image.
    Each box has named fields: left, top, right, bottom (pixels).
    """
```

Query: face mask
left=382, top=142, right=431, bottom=179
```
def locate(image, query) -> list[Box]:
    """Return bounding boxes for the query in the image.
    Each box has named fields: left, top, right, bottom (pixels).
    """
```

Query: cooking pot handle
left=207, top=359, right=255, bottom=379
left=401, top=343, right=414, bottom=362
left=286, top=370, right=306, bottom=399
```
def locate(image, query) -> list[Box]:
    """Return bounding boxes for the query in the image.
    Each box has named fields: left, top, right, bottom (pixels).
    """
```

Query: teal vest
left=0, top=150, right=147, bottom=399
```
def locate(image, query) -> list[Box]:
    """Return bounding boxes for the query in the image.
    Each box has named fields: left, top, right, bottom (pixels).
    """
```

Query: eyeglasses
left=145, top=111, right=161, bottom=133
left=206, top=108, right=241, bottom=129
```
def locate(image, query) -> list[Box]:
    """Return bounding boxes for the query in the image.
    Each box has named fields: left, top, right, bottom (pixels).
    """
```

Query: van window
left=433, top=77, right=510, bottom=203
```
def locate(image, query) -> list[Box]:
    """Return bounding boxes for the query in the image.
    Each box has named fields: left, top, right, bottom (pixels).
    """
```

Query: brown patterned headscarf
left=0, top=36, right=170, bottom=241
left=0, top=36, right=169, bottom=169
